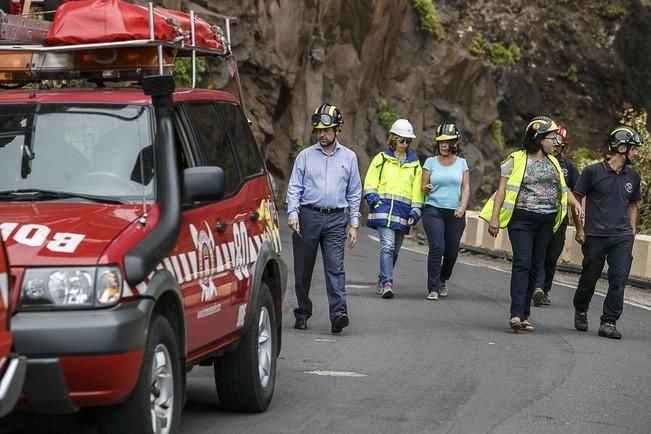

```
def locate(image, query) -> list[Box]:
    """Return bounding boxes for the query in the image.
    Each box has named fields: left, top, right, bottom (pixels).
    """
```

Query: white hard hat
left=389, top=119, right=416, bottom=138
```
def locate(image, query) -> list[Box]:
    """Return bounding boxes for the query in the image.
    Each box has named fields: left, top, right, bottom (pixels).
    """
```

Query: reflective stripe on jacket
left=363, top=149, right=424, bottom=233
left=479, top=150, right=568, bottom=232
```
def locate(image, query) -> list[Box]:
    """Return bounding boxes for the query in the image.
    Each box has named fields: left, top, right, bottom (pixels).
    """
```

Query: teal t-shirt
left=423, top=156, right=469, bottom=209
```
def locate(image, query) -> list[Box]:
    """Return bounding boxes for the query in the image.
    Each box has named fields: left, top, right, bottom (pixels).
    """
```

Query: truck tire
left=214, top=283, right=277, bottom=412
left=98, top=314, right=183, bottom=434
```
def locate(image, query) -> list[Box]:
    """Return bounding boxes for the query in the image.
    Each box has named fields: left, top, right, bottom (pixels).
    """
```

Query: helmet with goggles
left=608, top=125, right=643, bottom=153
left=311, top=103, right=344, bottom=129
left=556, top=125, right=569, bottom=147
left=525, top=115, right=559, bottom=141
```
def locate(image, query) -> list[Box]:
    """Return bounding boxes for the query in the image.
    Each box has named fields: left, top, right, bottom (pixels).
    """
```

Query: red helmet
left=557, top=125, right=569, bottom=147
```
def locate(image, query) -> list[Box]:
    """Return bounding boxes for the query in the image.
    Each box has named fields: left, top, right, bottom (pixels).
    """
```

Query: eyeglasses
left=311, top=113, right=337, bottom=127
left=398, top=137, right=412, bottom=145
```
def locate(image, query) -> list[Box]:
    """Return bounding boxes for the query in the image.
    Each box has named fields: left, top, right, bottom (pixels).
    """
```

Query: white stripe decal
left=215, top=245, right=225, bottom=273
left=187, top=251, right=198, bottom=280
left=170, top=256, right=184, bottom=284
left=122, top=281, right=134, bottom=297
left=162, top=258, right=176, bottom=279
left=179, top=254, right=192, bottom=283
left=0, top=271, right=7, bottom=308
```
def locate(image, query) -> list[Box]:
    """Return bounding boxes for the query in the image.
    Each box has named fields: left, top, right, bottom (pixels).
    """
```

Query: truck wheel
left=214, top=283, right=277, bottom=412
left=98, top=314, right=183, bottom=434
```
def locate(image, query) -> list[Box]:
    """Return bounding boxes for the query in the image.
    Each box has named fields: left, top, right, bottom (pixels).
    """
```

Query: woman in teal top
left=421, top=123, right=470, bottom=300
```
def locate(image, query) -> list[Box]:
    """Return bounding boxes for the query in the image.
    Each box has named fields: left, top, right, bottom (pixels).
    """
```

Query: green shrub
left=560, top=65, right=578, bottom=83
left=490, top=42, right=520, bottom=66
left=412, top=0, right=445, bottom=39
left=602, top=5, right=626, bottom=20
left=546, top=17, right=561, bottom=30
left=595, top=28, right=608, bottom=47
left=377, top=102, right=399, bottom=133
left=468, top=35, right=487, bottom=58
left=618, top=105, right=651, bottom=232
left=173, top=57, right=207, bottom=88
left=490, top=119, right=505, bottom=151
left=567, top=147, right=601, bottom=173
left=290, top=137, right=305, bottom=159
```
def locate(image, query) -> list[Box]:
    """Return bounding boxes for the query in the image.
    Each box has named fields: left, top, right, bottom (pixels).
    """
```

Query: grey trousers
left=292, top=207, right=347, bottom=322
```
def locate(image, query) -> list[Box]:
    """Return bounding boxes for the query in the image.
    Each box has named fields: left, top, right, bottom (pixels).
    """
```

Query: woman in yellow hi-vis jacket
left=364, top=119, right=424, bottom=299
left=480, top=116, right=583, bottom=332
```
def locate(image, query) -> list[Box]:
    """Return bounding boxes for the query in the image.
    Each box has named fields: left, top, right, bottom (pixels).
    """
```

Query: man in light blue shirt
left=286, top=103, right=362, bottom=334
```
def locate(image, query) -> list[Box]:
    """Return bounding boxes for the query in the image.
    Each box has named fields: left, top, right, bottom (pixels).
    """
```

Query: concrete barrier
left=462, top=211, right=651, bottom=282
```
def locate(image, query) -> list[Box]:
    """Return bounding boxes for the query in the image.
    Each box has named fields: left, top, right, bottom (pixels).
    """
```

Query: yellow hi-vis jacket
left=363, top=149, right=424, bottom=233
left=479, top=150, right=568, bottom=232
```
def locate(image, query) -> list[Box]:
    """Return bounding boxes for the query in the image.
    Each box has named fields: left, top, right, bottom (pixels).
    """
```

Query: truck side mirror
left=181, top=166, right=225, bottom=204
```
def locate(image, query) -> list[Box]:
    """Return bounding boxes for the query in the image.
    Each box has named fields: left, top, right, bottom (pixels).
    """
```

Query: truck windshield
left=0, top=103, right=154, bottom=203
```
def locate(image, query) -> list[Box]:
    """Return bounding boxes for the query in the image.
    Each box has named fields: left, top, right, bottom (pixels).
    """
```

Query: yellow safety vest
left=479, top=150, right=568, bottom=232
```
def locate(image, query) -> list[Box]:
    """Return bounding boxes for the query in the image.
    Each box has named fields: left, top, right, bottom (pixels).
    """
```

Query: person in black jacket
left=535, top=125, right=580, bottom=306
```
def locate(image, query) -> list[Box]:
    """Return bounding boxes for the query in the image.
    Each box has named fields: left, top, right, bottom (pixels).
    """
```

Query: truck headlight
left=20, top=266, right=122, bottom=310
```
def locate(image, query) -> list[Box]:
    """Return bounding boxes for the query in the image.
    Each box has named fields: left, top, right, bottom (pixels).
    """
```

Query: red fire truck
left=0, top=1, right=286, bottom=432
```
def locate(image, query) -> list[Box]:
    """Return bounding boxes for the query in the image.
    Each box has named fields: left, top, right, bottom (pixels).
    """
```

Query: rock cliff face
left=167, top=0, right=650, bottom=209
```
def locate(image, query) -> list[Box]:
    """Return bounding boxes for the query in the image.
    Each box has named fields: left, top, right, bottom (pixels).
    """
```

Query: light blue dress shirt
left=286, top=140, right=362, bottom=227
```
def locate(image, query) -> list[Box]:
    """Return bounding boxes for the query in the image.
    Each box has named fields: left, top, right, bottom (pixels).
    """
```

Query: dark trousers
left=543, top=220, right=568, bottom=293
left=573, top=235, right=634, bottom=323
left=422, top=206, right=466, bottom=293
left=293, top=207, right=347, bottom=322
left=507, top=209, right=555, bottom=319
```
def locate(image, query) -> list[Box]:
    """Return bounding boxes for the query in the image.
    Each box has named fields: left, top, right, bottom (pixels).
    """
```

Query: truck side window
left=215, top=102, right=264, bottom=178
left=186, top=102, right=241, bottom=197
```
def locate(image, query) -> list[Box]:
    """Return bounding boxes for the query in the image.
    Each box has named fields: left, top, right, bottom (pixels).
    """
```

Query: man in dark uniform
left=286, top=103, right=362, bottom=334
left=534, top=125, right=580, bottom=306
left=572, top=126, right=643, bottom=339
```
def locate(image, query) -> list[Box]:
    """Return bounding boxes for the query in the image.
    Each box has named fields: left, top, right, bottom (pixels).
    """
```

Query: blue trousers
left=422, top=206, right=466, bottom=293
left=573, top=235, right=634, bottom=323
left=544, top=220, right=568, bottom=293
left=292, top=207, right=347, bottom=322
left=507, top=209, right=555, bottom=319
left=377, top=226, right=405, bottom=286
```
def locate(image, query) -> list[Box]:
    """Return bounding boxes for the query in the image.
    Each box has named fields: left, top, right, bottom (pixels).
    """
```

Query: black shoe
left=574, top=311, right=588, bottom=332
left=532, top=288, right=544, bottom=306
left=541, top=293, right=551, bottom=305
left=331, top=313, right=349, bottom=334
left=598, top=322, right=622, bottom=339
left=294, top=318, right=307, bottom=330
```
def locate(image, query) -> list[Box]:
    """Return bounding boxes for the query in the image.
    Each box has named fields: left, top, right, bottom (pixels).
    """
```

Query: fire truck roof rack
left=0, top=2, right=237, bottom=91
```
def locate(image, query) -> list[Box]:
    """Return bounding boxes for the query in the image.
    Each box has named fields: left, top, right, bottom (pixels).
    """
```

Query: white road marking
left=347, top=284, right=370, bottom=289
left=366, top=234, right=651, bottom=312
left=304, top=370, right=367, bottom=378
left=314, top=338, right=337, bottom=342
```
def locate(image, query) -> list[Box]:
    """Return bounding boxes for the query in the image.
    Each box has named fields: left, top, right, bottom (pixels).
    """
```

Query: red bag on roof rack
left=45, top=0, right=224, bottom=51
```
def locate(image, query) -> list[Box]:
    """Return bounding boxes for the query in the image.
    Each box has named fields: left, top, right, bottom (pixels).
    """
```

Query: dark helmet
left=311, top=103, right=344, bottom=129
left=435, top=122, right=461, bottom=141
left=525, top=115, right=559, bottom=141
left=608, top=125, right=643, bottom=153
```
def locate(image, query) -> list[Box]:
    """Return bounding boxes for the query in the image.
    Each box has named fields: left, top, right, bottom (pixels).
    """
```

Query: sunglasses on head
left=311, top=113, right=337, bottom=127
left=398, top=137, right=412, bottom=145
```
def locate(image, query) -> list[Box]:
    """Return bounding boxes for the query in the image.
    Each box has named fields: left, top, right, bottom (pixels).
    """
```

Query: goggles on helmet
left=554, top=132, right=565, bottom=146
left=312, top=113, right=338, bottom=128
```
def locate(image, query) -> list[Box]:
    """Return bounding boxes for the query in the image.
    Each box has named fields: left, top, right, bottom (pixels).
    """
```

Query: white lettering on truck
left=0, top=222, right=85, bottom=253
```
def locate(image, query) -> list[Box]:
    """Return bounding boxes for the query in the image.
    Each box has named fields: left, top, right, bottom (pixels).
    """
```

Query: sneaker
left=510, top=316, right=522, bottom=333
left=381, top=282, right=394, bottom=299
left=598, top=322, right=622, bottom=339
left=427, top=291, right=439, bottom=300
left=532, top=288, right=545, bottom=306
left=541, top=293, right=551, bottom=305
left=521, top=319, right=534, bottom=332
left=574, top=311, right=588, bottom=332
left=439, top=281, right=448, bottom=297
left=376, top=281, right=383, bottom=295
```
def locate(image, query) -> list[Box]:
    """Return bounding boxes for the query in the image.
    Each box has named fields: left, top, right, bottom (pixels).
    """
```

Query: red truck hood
left=0, top=203, right=142, bottom=266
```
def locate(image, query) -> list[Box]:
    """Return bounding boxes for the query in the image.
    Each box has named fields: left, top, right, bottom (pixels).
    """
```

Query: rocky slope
left=161, top=0, right=650, bottom=209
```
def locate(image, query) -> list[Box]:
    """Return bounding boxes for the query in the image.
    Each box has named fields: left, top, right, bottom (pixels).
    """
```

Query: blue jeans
left=377, top=226, right=405, bottom=286
left=422, top=206, right=466, bottom=293
left=573, top=235, right=634, bottom=323
left=507, top=209, right=555, bottom=319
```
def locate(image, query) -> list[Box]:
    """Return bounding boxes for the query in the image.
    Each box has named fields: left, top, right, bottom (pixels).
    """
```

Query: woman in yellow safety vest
left=364, top=119, right=424, bottom=299
left=480, top=116, right=583, bottom=333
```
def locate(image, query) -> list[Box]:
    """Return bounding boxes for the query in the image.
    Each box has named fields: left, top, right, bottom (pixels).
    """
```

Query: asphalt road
left=3, top=218, right=651, bottom=433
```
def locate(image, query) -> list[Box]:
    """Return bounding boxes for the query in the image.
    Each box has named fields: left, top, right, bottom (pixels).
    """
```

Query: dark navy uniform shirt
left=559, top=155, right=580, bottom=224
left=574, top=161, right=642, bottom=237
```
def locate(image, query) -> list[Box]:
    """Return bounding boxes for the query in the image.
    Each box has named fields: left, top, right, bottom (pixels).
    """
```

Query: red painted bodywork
left=0, top=86, right=281, bottom=408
